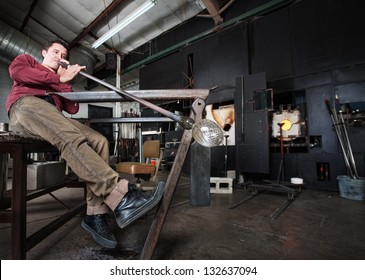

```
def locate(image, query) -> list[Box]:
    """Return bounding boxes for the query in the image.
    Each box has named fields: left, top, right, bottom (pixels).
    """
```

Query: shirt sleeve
left=9, top=54, right=61, bottom=86
left=9, top=54, right=73, bottom=93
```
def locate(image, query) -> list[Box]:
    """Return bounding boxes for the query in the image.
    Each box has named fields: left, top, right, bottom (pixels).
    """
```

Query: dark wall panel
left=251, top=7, right=292, bottom=80
left=290, top=0, right=365, bottom=76
left=140, top=51, right=182, bottom=89
left=305, top=85, right=338, bottom=154
left=141, top=25, right=247, bottom=104
left=183, top=35, right=218, bottom=90
left=183, top=25, right=247, bottom=104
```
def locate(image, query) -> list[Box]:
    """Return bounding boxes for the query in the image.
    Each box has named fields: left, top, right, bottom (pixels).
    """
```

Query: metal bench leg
left=11, top=145, right=28, bottom=259
left=140, top=128, right=193, bottom=259
left=140, top=98, right=206, bottom=259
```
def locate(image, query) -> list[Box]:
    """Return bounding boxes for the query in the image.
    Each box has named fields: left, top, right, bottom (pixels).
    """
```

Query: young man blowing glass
left=6, top=40, right=165, bottom=249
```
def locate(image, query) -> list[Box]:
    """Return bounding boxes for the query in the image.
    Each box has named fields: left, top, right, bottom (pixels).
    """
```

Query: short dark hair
left=43, top=39, right=69, bottom=52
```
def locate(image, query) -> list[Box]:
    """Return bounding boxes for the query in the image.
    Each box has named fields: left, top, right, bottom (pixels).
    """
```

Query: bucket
left=337, top=175, right=365, bottom=201
left=0, top=123, right=9, bottom=132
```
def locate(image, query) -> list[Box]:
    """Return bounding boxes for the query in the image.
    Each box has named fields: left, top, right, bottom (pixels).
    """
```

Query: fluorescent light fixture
left=92, top=0, right=156, bottom=49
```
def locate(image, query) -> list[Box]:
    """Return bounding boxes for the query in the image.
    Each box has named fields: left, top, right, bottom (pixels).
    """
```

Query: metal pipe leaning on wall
left=325, top=99, right=358, bottom=179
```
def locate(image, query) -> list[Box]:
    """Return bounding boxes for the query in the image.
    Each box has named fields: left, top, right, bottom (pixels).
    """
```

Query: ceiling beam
left=31, top=16, right=67, bottom=43
left=20, top=0, right=39, bottom=32
left=68, top=0, right=125, bottom=50
left=201, top=0, right=223, bottom=25
left=198, top=0, right=236, bottom=25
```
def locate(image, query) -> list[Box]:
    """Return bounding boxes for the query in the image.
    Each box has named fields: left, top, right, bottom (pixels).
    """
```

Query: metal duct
left=0, top=19, right=96, bottom=81
left=0, top=19, right=43, bottom=64
left=69, top=45, right=97, bottom=84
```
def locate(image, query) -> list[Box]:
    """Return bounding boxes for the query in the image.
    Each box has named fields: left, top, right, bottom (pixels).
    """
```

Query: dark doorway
left=88, top=104, right=114, bottom=142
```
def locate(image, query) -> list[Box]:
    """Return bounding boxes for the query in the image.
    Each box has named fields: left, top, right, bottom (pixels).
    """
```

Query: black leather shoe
left=82, top=214, right=117, bottom=249
left=114, top=181, right=165, bottom=229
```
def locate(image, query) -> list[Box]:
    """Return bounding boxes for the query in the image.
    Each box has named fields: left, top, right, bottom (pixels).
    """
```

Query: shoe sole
left=81, top=221, right=117, bottom=249
left=116, top=181, right=165, bottom=229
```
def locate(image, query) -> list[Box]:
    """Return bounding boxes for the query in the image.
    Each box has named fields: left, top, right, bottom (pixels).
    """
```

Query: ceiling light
left=92, top=0, right=156, bottom=49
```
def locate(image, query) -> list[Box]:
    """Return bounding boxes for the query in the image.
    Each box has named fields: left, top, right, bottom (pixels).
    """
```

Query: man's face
left=41, top=43, right=68, bottom=71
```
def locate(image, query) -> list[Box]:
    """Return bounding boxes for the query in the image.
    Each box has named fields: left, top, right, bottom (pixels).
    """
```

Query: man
left=6, top=39, right=165, bottom=249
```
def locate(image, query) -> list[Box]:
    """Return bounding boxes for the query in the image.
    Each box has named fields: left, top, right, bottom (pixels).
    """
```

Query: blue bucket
left=337, top=175, right=365, bottom=201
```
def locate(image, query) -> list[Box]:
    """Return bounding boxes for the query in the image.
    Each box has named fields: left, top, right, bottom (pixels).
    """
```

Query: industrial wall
left=138, top=0, right=365, bottom=190
left=0, top=64, right=12, bottom=122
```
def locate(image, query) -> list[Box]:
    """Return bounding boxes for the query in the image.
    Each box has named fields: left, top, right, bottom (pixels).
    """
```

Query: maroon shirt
left=6, top=54, right=79, bottom=114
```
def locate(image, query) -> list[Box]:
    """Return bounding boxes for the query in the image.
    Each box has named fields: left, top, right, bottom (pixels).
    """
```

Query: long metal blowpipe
left=58, top=61, right=195, bottom=130
left=338, top=110, right=358, bottom=178
left=325, top=100, right=356, bottom=179
left=58, top=61, right=224, bottom=147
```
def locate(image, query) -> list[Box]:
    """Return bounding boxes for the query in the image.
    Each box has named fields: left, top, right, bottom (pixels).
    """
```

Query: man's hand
left=58, top=60, right=86, bottom=83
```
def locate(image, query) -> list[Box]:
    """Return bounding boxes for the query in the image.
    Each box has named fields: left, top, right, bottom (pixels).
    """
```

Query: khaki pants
left=9, top=96, right=128, bottom=214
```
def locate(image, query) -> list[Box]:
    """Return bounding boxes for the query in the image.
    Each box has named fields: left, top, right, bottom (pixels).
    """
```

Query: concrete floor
left=1, top=171, right=365, bottom=260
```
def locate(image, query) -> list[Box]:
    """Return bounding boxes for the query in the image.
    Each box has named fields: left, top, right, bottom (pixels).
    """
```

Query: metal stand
left=277, top=123, right=285, bottom=183
left=224, top=135, right=229, bottom=177
left=248, top=123, right=298, bottom=200
left=233, top=123, right=301, bottom=216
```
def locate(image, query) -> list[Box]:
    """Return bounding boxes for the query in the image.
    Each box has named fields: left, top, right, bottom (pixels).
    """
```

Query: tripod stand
left=276, top=122, right=285, bottom=183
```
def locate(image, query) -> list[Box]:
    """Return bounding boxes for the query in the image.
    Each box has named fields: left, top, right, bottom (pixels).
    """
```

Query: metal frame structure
left=57, top=89, right=210, bottom=259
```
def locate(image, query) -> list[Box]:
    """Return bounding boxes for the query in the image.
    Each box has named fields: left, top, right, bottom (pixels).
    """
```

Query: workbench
left=0, top=88, right=211, bottom=259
